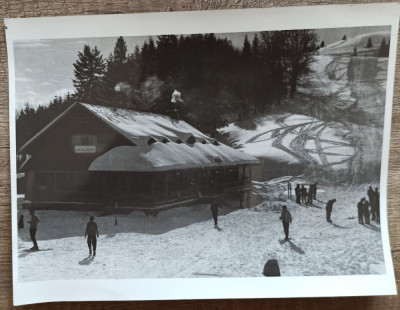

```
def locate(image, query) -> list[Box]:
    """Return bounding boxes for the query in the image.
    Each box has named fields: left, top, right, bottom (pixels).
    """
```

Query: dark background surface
left=1, top=0, right=400, bottom=309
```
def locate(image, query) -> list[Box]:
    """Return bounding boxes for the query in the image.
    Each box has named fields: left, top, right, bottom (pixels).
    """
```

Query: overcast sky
left=13, top=25, right=390, bottom=111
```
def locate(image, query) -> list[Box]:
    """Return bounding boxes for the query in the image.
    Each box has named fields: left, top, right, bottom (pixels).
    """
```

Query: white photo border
left=6, top=3, right=399, bottom=305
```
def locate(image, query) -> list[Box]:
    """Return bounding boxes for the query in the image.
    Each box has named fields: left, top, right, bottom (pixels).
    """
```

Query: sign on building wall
left=75, top=145, right=96, bottom=153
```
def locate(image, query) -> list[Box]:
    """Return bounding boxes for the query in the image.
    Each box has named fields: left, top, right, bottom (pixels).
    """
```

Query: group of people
left=20, top=210, right=99, bottom=256
left=357, top=186, right=380, bottom=225
left=280, top=185, right=381, bottom=240
left=294, top=183, right=318, bottom=205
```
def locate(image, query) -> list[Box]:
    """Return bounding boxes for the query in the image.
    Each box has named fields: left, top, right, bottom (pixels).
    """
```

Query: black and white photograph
left=6, top=4, right=399, bottom=305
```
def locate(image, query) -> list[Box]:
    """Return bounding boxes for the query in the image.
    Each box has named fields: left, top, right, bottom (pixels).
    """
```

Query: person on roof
left=85, top=216, right=99, bottom=256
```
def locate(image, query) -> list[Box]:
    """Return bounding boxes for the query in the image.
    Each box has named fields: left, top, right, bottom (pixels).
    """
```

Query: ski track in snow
left=18, top=185, right=384, bottom=282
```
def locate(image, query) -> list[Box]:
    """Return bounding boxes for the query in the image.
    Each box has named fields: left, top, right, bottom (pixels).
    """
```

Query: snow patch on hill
left=319, top=31, right=390, bottom=56
left=218, top=113, right=354, bottom=170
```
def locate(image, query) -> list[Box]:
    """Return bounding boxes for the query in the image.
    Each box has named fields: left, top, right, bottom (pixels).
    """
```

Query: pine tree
left=342, top=34, right=347, bottom=40
left=241, top=35, right=251, bottom=59
left=378, top=38, right=390, bottom=57
left=73, top=45, right=106, bottom=103
left=320, top=40, right=325, bottom=48
left=252, top=34, right=260, bottom=56
left=102, top=37, right=131, bottom=107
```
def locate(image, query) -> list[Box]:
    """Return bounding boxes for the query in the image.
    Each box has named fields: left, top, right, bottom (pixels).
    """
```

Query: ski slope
left=18, top=183, right=384, bottom=282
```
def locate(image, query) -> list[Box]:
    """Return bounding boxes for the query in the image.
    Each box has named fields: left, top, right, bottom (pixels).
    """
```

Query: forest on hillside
left=15, top=30, right=390, bottom=153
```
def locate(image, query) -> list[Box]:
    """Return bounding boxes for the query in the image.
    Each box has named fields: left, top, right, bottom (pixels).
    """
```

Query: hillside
left=319, top=31, right=390, bottom=56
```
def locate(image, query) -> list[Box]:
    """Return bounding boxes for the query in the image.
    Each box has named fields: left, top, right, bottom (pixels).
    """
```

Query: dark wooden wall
left=1, top=0, right=400, bottom=309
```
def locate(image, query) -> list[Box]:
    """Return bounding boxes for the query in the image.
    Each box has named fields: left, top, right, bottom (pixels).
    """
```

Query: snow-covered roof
left=80, top=103, right=214, bottom=146
left=89, top=142, right=259, bottom=172
left=19, top=102, right=259, bottom=171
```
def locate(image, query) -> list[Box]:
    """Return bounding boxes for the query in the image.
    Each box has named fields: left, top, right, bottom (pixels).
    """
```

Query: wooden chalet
left=18, top=102, right=259, bottom=213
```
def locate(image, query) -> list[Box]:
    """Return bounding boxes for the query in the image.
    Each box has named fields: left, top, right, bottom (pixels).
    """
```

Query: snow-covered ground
left=18, top=182, right=384, bottom=282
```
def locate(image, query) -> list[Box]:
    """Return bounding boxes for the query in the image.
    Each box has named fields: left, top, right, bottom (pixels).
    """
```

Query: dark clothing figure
left=367, top=186, right=374, bottom=203
left=287, top=181, right=292, bottom=198
left=363, top=200, right=370, bottom=224
left=325, top=199, right=336, bottom=223
left=312, top=183, right=318, bottom=200
left=295, top=185, right=301, bottom=204
left=18, top=214, right=24, bottom=230
left=28, top=211, right=40, bottom=250
left=374, top=188, right=380, bottom=222
left=85, top=217, right=99, bottom=256
left=309, top=183, right=318, bottom=200
left=368, top=186, right=376, bottom=220
left=301, top=185, right=307, bottom=204
left=210, top=200, right=220, bottom=227
left=307, top=189, right=313, bottom=205
left=29, top=228, right=38, bottom=250
left=280, top=206, right=292, bottom=240
left=357, top=199, right=364, bottom=224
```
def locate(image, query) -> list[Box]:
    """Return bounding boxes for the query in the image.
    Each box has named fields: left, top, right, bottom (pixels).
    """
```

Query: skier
left=357, top=198, right=364, bottom=224
left=280, top=205, right=292, bottom=241
left=374, top=188, right=380, bottom=222
left=325, top=199, right=336, bottom=223
left=295, top=184, right=301, bottom=204
left=363, top=198, right=370, bottom=225
left=301, top=185, right=307, bottom=204
left=85, top=216, right=99, bottom=256
left=28, top=210, right=40, bottom=250
left=210, top=198, right=221, bottom=229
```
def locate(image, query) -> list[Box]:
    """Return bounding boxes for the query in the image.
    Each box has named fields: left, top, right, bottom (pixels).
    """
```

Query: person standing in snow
left=325, top=199, right=336, bottom=223
left=280, top=205, right=292, bottom=241
left=210, top=198, right=221, bottom=229
left=287, top=181, right=292, bottom=198
left=357, top=198, right=364, bottom=224
left=28, top=210, right=40, bottom=250
left=368, top=186, right=377, bottom=221
left=367, top=186, right=374, bottom=203
left=307, top=187, right=313, bottom=205
left=374, top=188, right=380, bottom=222
left=85, top=216, right=99, bottom=256
left=301, top=185, right=307, bottom=204
left=363, top=199, right=370, bottom=225
left=295, top=184, right=301, bottom=204
left=312, top=182, right=318, bottom=200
